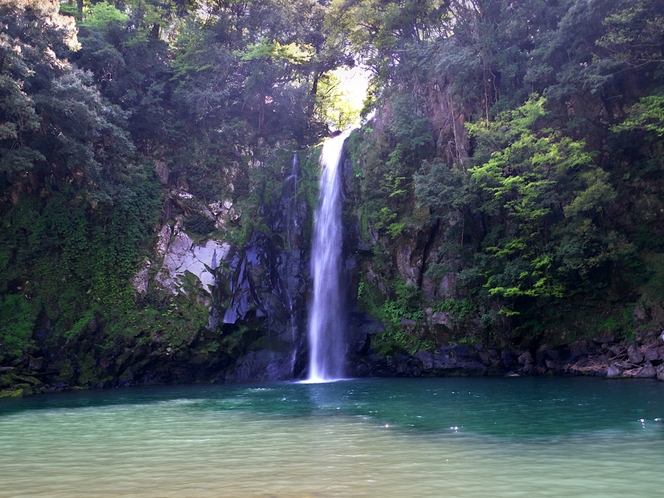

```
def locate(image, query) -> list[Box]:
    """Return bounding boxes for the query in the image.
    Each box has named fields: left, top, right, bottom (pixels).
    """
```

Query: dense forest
left=1, top=0, right=663, bottom=396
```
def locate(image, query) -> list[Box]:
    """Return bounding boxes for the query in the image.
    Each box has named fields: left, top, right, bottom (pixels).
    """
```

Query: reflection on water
left=1, top=377, right=663, bottom=497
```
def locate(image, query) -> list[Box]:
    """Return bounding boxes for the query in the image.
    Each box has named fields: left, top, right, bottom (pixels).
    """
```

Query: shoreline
left=351, top=333, right=664, bottom=381
left=3, top=333, right=664, bottom=399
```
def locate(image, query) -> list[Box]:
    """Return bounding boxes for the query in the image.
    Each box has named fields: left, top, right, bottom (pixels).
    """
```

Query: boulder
left=546, top=349, right=560, bottom=360
left=657, top=364, right=664, bottom=381
left=501, top=349, right=513, bottom=368
left=635, top=362, right=657, bottom=379
left=608, top=345, right=623, bottom=357
left=154, top=160, right=170, bottom=184
left=452, top=345, right=471, bottom=357
left=431, top=311, right=453, bottom=330
left=645, top=348, right=661, bottom=363
left=414, top=351, right=434, bottom=372
left=225, top=350, right=295, bottom=383
left=522, top=363, right=534, bottom=374
left=627, top=345, right=645, bottom=365
left=518, top=352, right=534, bottom=365
left=633, top=305, right=647, bottom=326
left=607, top=364, right=623, bottom=377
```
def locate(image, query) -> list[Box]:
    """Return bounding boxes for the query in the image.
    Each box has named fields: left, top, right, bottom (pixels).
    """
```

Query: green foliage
left=411, top=83, right=643, bottom=339
left=380, top=279, right=423, bottom=324
left=81, top=1, right=129, bottom=30
left=434, top=298, right=475, bottom=318
left=358, top=274, right=428, bottom=355
left=612, top=95, right=664, bottom=138
left=595, top=0, right=664, bottom=69
left=63, top=309, right=96, bottom=341
left=328, top=0, right=450, bottom=81
left=185, top=215, right=216, bottom=236
left=466, top=95, right=598, bottom=303
left=315, top=70, right=364, bottom=130
left=0, top=164, right=161, bottom=351
left=3, top=0, right=664, bottom=377
left=346, top=92, right=433, bottom=245
left=0, top=295, right=37, bottom=363
left=237, top=41, right=313, bottom=64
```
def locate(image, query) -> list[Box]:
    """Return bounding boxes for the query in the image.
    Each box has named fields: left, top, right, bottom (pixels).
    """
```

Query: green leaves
left=0, top=294, right=37, bottom=363
left=612, top=95, right=664, bottom=138
left=466, top=96, right=608, bottom=304
left=416, top=95, right=626, bottom=320
left=564, top=168, right=616, bottom=218
left=329, top=0, right=451, bottom=80
left=81, top=1, right=129, bottom=31
left=596, top=0, right=664, bottom=68
left=236, top=41, right=314, bottom=64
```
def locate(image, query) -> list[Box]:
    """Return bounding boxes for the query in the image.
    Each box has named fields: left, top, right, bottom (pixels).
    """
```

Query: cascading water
left=285, top=154, right=300, bottom=373
left=306, top=131, right=351, bottom=382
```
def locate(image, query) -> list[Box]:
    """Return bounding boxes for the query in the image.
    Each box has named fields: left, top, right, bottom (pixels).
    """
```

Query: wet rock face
left=223, top=350, right=297, bottom=383
left=214, top=159, right=310, bottom=332
left=218, top=232, right=301, bottom=333
left=349, top=347, right=489, bottom=378
left=212, top=157, right=312, bottom=379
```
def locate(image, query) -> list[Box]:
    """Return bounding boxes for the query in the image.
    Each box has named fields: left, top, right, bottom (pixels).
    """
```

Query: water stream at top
left=307, top=131, right=351, bottom=382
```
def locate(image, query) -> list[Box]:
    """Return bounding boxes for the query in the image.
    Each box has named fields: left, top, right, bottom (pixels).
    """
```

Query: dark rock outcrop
left=344, top=325, right=664, bottom=381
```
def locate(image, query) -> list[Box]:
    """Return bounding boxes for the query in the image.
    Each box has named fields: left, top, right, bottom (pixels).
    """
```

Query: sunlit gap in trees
left=322, top=65, right=372, bottom=131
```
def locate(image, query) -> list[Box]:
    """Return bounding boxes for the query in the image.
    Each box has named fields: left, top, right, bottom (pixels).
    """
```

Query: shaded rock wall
left=0, top=152, right=316, bottom=397
left=346, top=331, right=664, bottom=381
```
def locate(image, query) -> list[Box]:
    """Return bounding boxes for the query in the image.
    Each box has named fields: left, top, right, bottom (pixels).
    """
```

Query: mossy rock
left=15, top=375, right=41, bottom=385
left=0, top=374, right=14, bottom=389
left=55, top=360, right=74, bottom=383
left=77, top=354, right=99, bottom=386
left=0, top=388, right=24, bottom=398
left=14, top=383, right=36, bottom=396
left=0, top=372, right=42, bottom=392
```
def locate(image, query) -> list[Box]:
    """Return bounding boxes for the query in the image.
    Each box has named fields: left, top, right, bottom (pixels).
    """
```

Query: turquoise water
left=1, top=377, right=663, bottom=497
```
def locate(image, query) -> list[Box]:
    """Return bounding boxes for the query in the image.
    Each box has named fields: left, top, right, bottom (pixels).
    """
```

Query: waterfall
left=285, top=154, right=300, bottom=373
left=307, top=131, right=350, bottom=382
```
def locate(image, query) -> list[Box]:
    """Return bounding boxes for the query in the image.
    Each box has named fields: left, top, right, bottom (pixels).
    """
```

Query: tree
left=0, top=0, right=161, bottom=363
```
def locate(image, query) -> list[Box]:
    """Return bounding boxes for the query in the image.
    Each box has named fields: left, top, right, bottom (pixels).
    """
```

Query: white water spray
left=306, top=131, right=351, bottom=382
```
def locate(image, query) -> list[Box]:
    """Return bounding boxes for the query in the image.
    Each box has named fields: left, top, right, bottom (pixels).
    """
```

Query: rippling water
left=1, top=377, right=663, bottom=497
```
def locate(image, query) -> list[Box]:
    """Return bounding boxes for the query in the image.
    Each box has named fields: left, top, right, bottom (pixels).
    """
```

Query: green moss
left=0, top=294, right=38, bottom=363
left=56, top=361, right=74, bottom=383
left=0, top=388, right=24, bottom=399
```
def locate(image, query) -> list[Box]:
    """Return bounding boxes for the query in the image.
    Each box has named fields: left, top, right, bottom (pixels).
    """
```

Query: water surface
left=1, top=377, right=663, bottom=497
